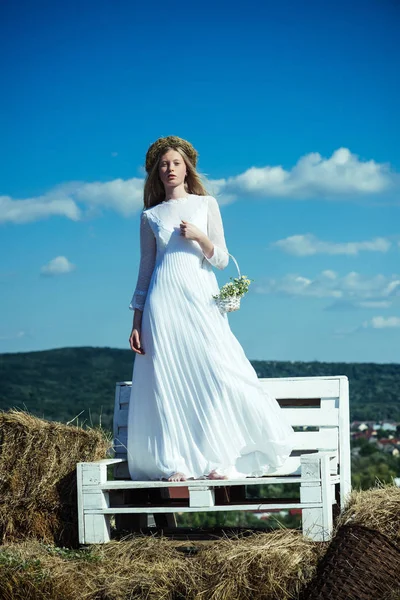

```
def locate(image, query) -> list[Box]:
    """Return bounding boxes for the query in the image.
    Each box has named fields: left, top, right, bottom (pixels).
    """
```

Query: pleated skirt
left=127, top=245, right=296, bottom=480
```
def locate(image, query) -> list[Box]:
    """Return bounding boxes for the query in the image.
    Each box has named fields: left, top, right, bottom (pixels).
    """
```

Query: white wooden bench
left=77, top=375, right=350, bottom=544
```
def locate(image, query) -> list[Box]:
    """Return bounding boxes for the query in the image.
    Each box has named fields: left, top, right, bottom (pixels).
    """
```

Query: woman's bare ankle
left=167, top=471, right=187, bottom=482
left=207, top=469, right=228, bottom=480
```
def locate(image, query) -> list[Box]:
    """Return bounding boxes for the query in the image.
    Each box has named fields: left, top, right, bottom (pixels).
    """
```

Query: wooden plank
left=118, top=383, right=132, bottom=405
left=94, top=474, right=341, bottom=490
left=76, top=463, right=85, bottom=544
left=282, top=408, right=339, bottom=426
left=116, top=376, right=343, bottom=396
left=94, top=476, right=342, bottom=490
left=80, top=458, right=124, bottom=466
left=85, top=502, right=323, bottom=514
left=292, top=429, right=338, bottom=450
left=259, top=378, right=340, bottom=399
left=111, top=497, right=302, bottom=508
left=113, top=384, right=122, bottom=446
left=338, top=376, right=351, bottom=509
left=320, top=453, right=333, bottom=534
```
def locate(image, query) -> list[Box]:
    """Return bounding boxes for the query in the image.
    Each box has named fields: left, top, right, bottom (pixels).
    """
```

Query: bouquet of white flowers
left=212, top=253, right=254, bottom=314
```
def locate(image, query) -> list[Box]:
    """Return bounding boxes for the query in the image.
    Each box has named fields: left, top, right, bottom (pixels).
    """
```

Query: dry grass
left=0, top=409, right=112, bottom=547
left=0, top=539, right=99, bottom=600
left=193, top=529, right=324, bottom=600
left=334, top=481, right=400, bottom=544
left=0, top=531, right=323, bottom=600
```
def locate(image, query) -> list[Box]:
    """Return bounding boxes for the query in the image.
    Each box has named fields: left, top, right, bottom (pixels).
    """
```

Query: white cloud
left=254, top=270, right=343, bottom=298
left=254, top=271, right=400, bottom=302
left=272, top=234, right=391, bottom=256
left=362, top=316, right=400, bottom=329
left=0, top=193, right=81, bottom=224
left=0, top=148, right=397, bottom=224
left=0, top=178, right=145, bottom=224
left=40, top=256, right=75, bottom=277
left=214, top=147, right=395, bottom=202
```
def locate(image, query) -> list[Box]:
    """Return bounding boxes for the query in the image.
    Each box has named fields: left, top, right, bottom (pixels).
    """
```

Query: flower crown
left=145, top=136, right=199, bottom=173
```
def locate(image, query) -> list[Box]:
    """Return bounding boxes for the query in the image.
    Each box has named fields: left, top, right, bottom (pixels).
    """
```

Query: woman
left=127, top=135, right=295, bottom=482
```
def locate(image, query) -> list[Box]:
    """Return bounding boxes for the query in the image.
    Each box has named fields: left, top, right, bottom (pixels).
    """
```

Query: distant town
left=351, top=420, right=400, bottom=459
left=350, top=420, right=400, bottom=490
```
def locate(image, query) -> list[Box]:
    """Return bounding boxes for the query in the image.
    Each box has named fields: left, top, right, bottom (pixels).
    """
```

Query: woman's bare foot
left=167, top=472, right=187, bottom=482
left=207, top=469, right=228, bottom=480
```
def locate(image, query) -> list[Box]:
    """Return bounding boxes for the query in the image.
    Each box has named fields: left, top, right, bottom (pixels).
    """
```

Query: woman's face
left=158, top=149, right=187, bottom=191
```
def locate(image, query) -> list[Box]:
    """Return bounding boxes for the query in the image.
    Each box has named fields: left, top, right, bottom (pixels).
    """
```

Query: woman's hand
left=179, top=219, right=204, bottom=242
left=180, top=219, right=215, bottom=259
left=129, top=327, right=145, bottom=355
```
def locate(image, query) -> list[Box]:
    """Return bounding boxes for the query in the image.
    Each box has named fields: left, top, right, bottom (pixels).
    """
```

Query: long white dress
left=127, top=193, right=295, bottom=480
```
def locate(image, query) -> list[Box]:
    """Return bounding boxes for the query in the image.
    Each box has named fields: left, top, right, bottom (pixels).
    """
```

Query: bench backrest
left=113, top=375, right=350, bottom=495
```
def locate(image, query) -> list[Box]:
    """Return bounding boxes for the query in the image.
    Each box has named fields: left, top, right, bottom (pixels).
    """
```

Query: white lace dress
left=127, top=193, right=295, bottom=480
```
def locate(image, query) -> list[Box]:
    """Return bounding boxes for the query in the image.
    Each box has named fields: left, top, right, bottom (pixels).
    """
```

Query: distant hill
left=0, top=347, right=399, bottom=431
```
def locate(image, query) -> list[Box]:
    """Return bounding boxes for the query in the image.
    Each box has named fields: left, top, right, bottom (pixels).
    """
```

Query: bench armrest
left=77, top=458, right=126, bottom=467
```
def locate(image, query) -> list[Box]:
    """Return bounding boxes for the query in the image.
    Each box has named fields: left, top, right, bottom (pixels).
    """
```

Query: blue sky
left=0, top=0, right=399, bottom=363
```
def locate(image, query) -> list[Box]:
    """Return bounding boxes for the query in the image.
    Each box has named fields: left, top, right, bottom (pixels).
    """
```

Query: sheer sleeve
left=129, top=211, right=156, bottom=311
left=202, top=195, right=229, bottom=270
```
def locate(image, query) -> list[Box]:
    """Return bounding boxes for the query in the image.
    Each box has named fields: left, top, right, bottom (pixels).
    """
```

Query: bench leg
left=300, top=454, right=333, bottom=542
left=320, top=454, right=334, bottom=537
left=77, top=462, right=111, bottom=544
left=84, top=513, right=111, bottom=544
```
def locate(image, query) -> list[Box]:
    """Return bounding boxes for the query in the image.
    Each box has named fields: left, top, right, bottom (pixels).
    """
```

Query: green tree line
left=1, top=348, right=399, bottom=431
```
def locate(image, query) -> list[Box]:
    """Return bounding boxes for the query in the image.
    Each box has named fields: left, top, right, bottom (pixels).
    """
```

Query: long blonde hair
left=143, top=145, right=209, bottom=209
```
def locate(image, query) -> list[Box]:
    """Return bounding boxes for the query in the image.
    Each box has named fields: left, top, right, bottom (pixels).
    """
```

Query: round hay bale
left=334, top=483, right=400, bottom=546
left=300, top=524, right=400, bottom=600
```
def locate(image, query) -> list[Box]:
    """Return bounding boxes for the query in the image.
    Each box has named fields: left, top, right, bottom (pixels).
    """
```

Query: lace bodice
left=129, top=194, right=229, bottom=311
